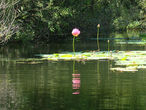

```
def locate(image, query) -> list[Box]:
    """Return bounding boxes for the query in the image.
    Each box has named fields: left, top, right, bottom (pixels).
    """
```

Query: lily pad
left=36, top=50, right=146, bottom=72
left=110, top=67, right=138, bottom=72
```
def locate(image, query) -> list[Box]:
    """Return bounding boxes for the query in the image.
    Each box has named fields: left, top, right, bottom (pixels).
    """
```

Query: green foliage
left=15, top=0, right=75, bottom=42
left=127, top=21, right=142, bottom=29
left=14, top=26, right=35, bottom=42
left=12, top=0, right=146, bottom=42
left=113, top=17, right=129, bottom=30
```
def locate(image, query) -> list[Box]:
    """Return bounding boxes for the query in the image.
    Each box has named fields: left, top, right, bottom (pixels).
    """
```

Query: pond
left=0, top=32, right=146, bottom=110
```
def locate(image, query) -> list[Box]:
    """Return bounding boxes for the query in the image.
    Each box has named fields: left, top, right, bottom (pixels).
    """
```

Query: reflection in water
left=72, top=61, right=80, bottom=95
left=0, top=75, right=22, bottom=110
left=72, top=74, right=80, bottom=94
left=0, top=40, right=146, bottom=110
left=97, top=60, right=100, bottom=85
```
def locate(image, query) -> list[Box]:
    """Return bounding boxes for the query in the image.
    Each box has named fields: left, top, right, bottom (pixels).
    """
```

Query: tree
left=1, top=0, right=145, bottom=43
left=0, top=0, right=19, bottom=44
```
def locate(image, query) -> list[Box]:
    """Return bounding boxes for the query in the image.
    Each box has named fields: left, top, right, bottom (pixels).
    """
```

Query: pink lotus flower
left=72, top=28, right=80, bottom=37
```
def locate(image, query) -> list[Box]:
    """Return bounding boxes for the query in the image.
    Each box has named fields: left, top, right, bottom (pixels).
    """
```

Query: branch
left=0, top=0, right=20, bottom=44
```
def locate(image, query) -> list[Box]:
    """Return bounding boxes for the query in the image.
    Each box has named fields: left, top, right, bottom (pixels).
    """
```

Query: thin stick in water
left=97, top=24, right=100, bottom=51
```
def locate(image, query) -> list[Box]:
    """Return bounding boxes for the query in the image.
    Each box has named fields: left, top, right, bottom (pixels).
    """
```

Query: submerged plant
left=72, top=28, right=80, bottom=55
left=97, top=24, right=100, bottom=51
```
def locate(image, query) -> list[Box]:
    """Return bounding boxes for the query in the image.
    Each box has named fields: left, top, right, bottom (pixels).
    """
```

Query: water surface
left=0, top=36, right=146, bottom=110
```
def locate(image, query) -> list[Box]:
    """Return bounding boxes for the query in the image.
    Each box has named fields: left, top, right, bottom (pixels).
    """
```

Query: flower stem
left=73, top=60, right=75, bottom=73
left=108, top=40, right=110, bottom=52
left=73, top=36, right=75, bottom=55
left=97, top=26, right=100, bottom=51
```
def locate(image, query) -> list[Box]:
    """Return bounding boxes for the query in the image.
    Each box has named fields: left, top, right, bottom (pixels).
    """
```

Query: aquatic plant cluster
left=39, top=51, right=146, bottom=72
left=36, top=28, right=146, bottom=72
left=36, top=27, right=146, bottom=72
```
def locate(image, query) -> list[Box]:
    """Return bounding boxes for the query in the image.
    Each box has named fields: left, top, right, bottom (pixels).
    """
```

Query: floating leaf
left=60, top=54, right=73, bottom=58
left=110, top=67, right=138, bottom=72
left=121, top=57, right=127, bottom=61
left=36, top=51, right=146, bottom=72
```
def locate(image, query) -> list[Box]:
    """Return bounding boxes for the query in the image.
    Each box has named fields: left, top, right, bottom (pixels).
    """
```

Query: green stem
left=73, top=36, right=75, bottom=55
left=97, top=27, right=100, bottom=51
left=73, top=60, right=75, bottom=74
left=108, top=40, right=110, bottom=52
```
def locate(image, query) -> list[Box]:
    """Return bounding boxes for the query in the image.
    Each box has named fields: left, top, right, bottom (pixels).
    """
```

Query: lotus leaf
left=37, top=51, right=146, bottom=72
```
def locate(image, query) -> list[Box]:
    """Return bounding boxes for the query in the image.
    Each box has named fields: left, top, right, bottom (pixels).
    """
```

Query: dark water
left=0, top=37, right=146, bottom=110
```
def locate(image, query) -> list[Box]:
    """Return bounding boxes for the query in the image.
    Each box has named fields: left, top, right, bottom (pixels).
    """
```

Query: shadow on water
left=0, top=31, right=146, bottom=110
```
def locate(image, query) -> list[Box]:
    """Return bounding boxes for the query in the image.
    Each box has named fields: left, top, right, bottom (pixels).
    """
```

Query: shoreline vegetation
left=0, top=0, right=145, bottom=44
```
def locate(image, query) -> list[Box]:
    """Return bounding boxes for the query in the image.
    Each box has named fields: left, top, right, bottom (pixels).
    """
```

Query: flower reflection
left=72, top=91, right=80, bottom=95
left=72, top=73, right=80, bottom=95
left=72, top=61, right=81, bottom=95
